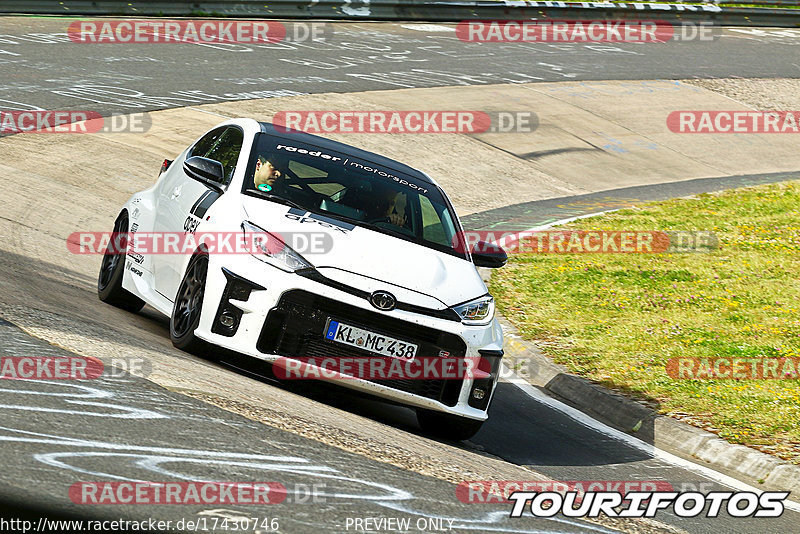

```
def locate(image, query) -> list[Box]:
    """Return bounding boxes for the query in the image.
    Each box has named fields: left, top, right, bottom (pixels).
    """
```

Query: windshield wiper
left=249, top=190, right=307, bottom=211
left=250, top=190, right=365, bottom=228
left=337, top=214, right=419, bottom=243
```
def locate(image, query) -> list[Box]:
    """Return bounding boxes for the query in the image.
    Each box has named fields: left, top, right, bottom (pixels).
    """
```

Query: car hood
left=241, top=196, right=486, bottom=308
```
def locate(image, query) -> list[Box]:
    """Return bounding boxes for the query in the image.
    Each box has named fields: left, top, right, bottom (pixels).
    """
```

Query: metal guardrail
left=0, top=0, right=799, bottom=26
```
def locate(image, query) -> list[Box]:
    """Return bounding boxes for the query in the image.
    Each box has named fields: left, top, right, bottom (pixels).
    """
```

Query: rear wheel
left=97, top=213, right=145, bottom=312
left=416, top=409, right=484, bottom=441
left=170, top=253, right=210, bottom=355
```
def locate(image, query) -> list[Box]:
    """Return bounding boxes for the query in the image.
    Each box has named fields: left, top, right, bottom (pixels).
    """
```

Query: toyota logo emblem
left=370, top=290, right=396, bottom=311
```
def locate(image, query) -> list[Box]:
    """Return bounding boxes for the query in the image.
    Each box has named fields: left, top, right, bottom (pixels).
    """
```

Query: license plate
left=324, top=320, right=418, bottom=360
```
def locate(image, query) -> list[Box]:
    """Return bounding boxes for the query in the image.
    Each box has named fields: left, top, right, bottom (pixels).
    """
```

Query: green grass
left=490, top=181, right=800, bottom=462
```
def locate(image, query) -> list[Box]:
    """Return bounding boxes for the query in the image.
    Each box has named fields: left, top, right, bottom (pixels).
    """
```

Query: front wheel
left=416, top=409, right=484, bottom=441
left=170, top=253, right=210, bottom=355
left=97, top=213, right=145, bottom=312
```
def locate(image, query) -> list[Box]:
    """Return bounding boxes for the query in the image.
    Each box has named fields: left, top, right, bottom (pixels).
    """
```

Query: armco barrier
left=1, top=0, right=799, bottom=27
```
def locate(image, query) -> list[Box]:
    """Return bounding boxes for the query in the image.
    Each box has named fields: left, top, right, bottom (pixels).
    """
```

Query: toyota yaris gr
left=98, top=118, right=507, bottom=440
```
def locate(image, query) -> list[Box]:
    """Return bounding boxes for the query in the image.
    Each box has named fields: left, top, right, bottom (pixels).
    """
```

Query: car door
left=153, top=126, right=244, bottom=300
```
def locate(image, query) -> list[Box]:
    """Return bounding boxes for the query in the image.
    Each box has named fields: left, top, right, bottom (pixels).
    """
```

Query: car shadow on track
left=216, top=349, right=426, bottom=434
left=215, top=351, right=655, bottom=468
left=477, top=382, right=654, bottom=466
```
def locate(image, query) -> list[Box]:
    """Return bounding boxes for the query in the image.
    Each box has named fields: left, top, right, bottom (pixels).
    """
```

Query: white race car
left=98, top=118, right=507, bottom=440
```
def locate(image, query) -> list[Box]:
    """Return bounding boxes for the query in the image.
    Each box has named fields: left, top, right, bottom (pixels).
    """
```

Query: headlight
left=242, top=221, right=312, bottom=272
left=452, top=296, right=495, bottom=325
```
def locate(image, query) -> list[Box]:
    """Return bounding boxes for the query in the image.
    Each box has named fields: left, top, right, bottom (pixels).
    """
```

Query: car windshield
left=243, top=133, right=464, bottom=257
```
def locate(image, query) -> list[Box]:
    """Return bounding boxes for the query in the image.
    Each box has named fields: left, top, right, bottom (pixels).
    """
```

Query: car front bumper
left=194, top=254, right=504, bottom=421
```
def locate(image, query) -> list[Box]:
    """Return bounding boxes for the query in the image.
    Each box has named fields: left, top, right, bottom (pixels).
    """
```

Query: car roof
left=258, top=121, right=433, bottom=185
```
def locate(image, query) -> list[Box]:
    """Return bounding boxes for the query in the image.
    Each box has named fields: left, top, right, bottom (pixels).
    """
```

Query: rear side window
left=190, top=127, right=244, bottom=184
left=190, top=127, right=226, bottom=158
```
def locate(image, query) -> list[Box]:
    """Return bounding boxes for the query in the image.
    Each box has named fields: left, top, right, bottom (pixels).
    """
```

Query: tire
left=170, top=253, right=211, bottom=355
left=97, top=213, right=145, bottom=313
left=416, top=409, right=485, bottom=441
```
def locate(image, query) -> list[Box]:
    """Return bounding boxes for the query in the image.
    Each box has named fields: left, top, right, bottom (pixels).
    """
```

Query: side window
left=190, top=127, right=226, bottom=158
left=189, top=127, right=244, bottom=185
left=420, top=195, right=449, bottom=246
left=204, top=128, right=243, bottom=184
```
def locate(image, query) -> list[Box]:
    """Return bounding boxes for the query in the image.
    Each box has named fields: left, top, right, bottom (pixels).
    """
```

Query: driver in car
left=253, top=155, right=283, bottom=192
left=371, top=186, right=407, bottom=227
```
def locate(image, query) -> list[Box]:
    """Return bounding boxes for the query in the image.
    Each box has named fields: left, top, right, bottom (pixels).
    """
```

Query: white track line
left=187, top=107, right=232, bottom=119
left=504, top=368, right=800, bottom=512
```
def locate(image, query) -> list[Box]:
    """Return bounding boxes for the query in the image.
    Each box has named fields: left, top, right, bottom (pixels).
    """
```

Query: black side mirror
left=471, top=240, right=508, bottom=268
left=183, top=156, right=225, bottom=190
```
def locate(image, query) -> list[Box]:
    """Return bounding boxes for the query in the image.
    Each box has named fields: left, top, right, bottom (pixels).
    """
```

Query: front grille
left=258, top=290, right=467, bottom=406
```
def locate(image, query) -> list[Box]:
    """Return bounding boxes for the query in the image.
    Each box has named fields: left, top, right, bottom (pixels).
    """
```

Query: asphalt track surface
left=2, top=15, right=800, bottom=534
left=1, top=19, right=800, bottom=117
left=0, top=319, right=602, bottom=533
